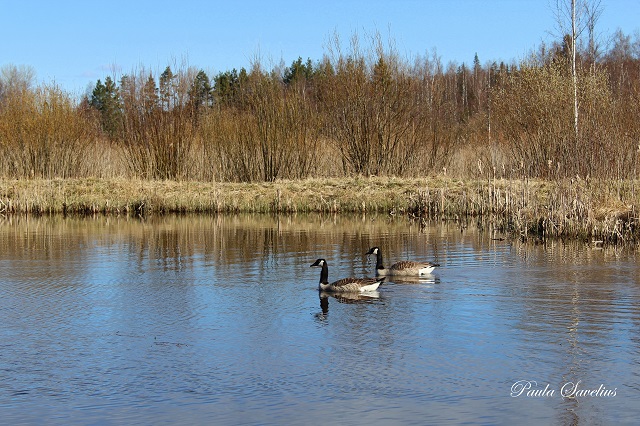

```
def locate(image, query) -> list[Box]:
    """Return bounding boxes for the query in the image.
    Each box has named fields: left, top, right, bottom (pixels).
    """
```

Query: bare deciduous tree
left=0, top=64, right=36, bottom=100
left=552, top=0, right=603, bottom=141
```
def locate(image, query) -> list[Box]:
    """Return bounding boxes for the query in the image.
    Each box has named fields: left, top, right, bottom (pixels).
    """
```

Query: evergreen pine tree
left=159, top=66, right=175, bottom=110
left=189, top=70, right=213, bottom=110
left=90, top=76, right=122, bottom=138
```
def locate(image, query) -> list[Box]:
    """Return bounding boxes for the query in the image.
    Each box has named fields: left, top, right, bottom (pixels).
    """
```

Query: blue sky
left=1, top=0, right=638, bottom=97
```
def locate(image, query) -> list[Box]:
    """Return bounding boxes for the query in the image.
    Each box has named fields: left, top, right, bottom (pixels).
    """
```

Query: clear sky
left=1, top=0, right=638, bottom=97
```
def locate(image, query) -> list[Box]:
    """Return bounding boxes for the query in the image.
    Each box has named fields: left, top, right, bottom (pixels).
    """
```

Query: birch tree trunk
left=572, top=0, right=579, bottom=141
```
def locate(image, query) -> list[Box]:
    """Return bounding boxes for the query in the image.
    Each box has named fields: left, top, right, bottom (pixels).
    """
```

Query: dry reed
left=1, top=177, right=639, bottom=244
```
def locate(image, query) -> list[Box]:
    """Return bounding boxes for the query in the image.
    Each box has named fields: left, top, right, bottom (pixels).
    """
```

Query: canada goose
left=310, top=258, right=384, bottom=293
left=366, top=247, right=439, bottom=276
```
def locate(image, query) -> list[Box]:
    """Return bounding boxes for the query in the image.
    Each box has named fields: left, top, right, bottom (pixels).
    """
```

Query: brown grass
left=1, top=176, right=639, bottom=244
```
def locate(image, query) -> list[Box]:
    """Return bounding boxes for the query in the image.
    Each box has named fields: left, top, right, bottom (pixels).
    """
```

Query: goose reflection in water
left=316, top=290, right=381, bottom=320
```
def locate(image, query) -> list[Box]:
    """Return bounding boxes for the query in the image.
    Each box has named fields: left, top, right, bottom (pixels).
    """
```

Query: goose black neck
left=375, top=251, right=385, bottom=270
left=319, top=262, right=329, bottom=284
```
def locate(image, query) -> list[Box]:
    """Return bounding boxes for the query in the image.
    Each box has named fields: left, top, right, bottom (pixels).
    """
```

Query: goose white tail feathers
left=366, top=247, right=439, bottom=276
left=310, top=258, right=384, bottom=293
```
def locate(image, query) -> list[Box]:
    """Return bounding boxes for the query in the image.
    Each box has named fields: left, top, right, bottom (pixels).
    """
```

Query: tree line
left=1, top=30, right=639, bottom=181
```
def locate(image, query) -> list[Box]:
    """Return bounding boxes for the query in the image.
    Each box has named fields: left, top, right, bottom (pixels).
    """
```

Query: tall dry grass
left=2, top=176, right=638, bottom=244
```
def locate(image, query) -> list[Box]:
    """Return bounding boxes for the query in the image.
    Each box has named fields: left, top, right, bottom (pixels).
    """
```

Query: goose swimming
left=366, top=247, right=439, bottom=276
left=310, top=258, right=384, bottom=292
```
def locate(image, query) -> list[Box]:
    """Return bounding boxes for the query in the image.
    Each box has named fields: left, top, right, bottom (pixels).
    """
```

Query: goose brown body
left=310, top=259, right=384, bottom=293
left=366, top=247, right=439, bottom=276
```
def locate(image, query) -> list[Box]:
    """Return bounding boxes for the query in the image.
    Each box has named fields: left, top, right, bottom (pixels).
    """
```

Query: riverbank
left=1, top=177, right=638, bottom=244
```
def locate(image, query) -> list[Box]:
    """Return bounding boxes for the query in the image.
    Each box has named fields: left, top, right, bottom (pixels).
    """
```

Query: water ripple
left=1, top=216, right=639, bottom=425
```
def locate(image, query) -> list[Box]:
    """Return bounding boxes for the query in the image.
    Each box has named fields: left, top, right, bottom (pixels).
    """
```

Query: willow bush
left=199, top=66, right=320, bottom=182
left=492, top=60, right=574, bottom=178
left=119, top=68, right=197, bottom=180
left=492, top=57, right=638, bottom=180
left=197, top=108, right=245, bottom=181
left=320, top=35, right=440, bottom=176
left=412, top=56, right=464, bottom=174
left=0, top=85, right=100, bottom=178
left=243, top=69, right=319, bottom=181
left=1, top=29, right=639, bottom=184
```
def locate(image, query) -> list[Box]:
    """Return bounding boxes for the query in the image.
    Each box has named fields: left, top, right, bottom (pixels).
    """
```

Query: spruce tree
left=189, top=70, right=213, bottom=110
left=90, top=76, right=122, bottom=138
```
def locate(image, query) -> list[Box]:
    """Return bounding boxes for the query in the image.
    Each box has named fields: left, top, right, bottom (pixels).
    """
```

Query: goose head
left=310, top=258, right=329, bottom=286
left=310, top=259, right=326, bottom=268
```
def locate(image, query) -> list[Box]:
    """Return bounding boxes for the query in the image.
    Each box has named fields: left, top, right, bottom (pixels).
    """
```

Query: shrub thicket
left=1, top=30, right=639, bottom=182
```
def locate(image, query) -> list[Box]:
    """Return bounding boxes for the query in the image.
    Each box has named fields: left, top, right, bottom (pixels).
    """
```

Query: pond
left=1, top=214, right=639, bottom=425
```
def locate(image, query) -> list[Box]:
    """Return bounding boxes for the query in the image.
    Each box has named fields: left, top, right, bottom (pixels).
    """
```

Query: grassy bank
left=0, top=177, right=417, bottom=215
left=1, top=177, right=638, bottom=244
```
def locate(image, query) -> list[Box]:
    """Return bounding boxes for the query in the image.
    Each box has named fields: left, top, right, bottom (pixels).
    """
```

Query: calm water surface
left=1, top=214, right=639, bottom=425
